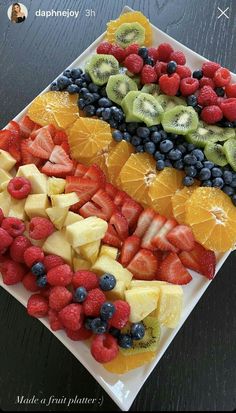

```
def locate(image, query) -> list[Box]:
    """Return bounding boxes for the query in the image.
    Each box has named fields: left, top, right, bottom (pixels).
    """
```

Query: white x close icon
left=217, top=6, right=230, bottom=19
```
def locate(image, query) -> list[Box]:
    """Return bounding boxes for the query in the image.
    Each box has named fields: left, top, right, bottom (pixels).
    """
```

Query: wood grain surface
left=0, top=0, right=236, bottom=411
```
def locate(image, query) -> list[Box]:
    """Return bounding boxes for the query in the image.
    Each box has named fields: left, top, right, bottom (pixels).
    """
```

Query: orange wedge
left=185, top=187, right=236, bottom=252
left=149, top=168, right=184, bottom=218
left=107, top=140, right=134, bottom=185
left=171, top=182, right=200, bottom=224
left=103, top=350, right=156, bottom=374
left=119, top=153, right=157, bottom=207
left=27, top=91, right=79, bottom=129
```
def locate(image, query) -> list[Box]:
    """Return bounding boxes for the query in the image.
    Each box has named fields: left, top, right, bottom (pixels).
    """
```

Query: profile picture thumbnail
left=8, top=2, right=28, bottom=23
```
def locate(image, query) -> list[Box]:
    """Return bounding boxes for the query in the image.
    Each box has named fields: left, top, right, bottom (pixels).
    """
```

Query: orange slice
left=107, top=140, right=134, bottom=185
left=103, top=350, right=156, bottom=374
left=119, top=153, right=157, bottom=207
left=68, top=118, right=112, bottom=161
left=27, top=91, right=79, bottom=129
left=185, top=187, right=236, bottom=252
left=171, top=182, right=200, bottom=224
left=149, top=168, right=184, bottom=218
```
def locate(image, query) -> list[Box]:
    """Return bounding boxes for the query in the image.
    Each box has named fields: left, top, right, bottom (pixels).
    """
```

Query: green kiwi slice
left=141, top=84, right=160, bottom=98
left=132, top=93, right=164, bottom=126
left=120, top=316, right=161, bottom=355
left=161, top=105, right=198, bottom=135
left=156, top=95, right=186, bottom=112
left=106, top=74, right=138, bottom=105
left=121, top=91, right=141, bottom=122
left=114, top=22, right=145, bottom=48
left=85, top=54, right=119, bottom=86
left=187, top=121, right=235, bottom=147
left=224, top=139, right=236, bottom=171
left=204, top=142, right=228, bottom=167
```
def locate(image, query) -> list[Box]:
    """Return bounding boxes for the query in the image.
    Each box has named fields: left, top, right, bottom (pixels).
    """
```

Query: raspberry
left=0, top=208, right=4, bottom=225
left=7, top=177, right=31, bottom=200
left=125, top=43, right=139, bottom=56
left=27, top=293, right=49, bottom=318
left=217, top=97, right=225, bottom=106
left=220, top=98, right=236, bottom=122
left=72, top=270, right=99, bottom=291
left=159, top=73, right=180, bottom=96
left=110, top=45, right=126, bottom=63
left=202, top=61, right=221, bottom=78
left=148, top=47, right=159, bottom=63
left=197, top=86, right=218, bottom=106
left=43, top=254, right=65, bottom=271
left=199, top=77, right=215, bottom=89
left=154, top=61, right=167, bottom=79
left=23, top=246, right=44, bottom=267
left=0, top=259, right=26, bottom=285
left=200, top=105, right=223, bottom=124
left=214, top=67, right=231, bottom=87
left=10, top=235, right=31, bottom=263
left=180, top=77, right=199, bottom=96
left=66, top=325, right=92, bottom=341
left=225, top=83, right=236, bottom=98
left=40, top=285, right=52, bottom=299
left=169, top=51, right=186, bottom=65
left=1, top=217, right=25, bottom=238
left=156, top=43, right=174, bottom=62
left=22, top=272, right=39, bottom=292
left=47, top=264, right=73, bottom=287
left=91, top=333, right=118, bottom=363
left=29, top=217, right=54, bottom=240
left=124, top=54, right=143, bottom=74
left=82, top=288, right=106, bottom=317
left=49, top=286, right=73, bottom=311
left=96, top=41, right=112, bottom=54
left=0, top=228, right=13, bottom=251
left=48, top=308, right=63, bottom=331
left=59, top=303, right=83, bottom=331
left=110, top=300, right=130, bottom=329
left=176, top=65, right=191, bottom=79
left=140, top=65, right=157, bottom=84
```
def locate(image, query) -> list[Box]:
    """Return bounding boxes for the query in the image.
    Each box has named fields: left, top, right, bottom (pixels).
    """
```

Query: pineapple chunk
left=47, top=177, right=66, bottom=196
left=65, top=217, right=108, bottom=247
left=73, top=256, right=91, bottom=271
left=25, top=194, right=50, bottom=218
left=92, top=255, right=132, bottom=288
left=99, top=245, right=118, bottom=260
left=63, top=211, right=84, bottom=227
left=16, top=164, right=41, bottom=178
left=51, top=192, right=79, bottom=208
left=125, top=287, right=159, bottom=323
left=8, top=199, right=26, bottom=220
left=46, top=207, right=69, bottom=230
left=0, top=190, right=11, bottom=215
left=0, top=149, right=16, bottom=171
left=105, top=280, right=126, bottom=300
left=43, top=231, right=72, bottom=264
left=130, top=280, right=167, bottom=289
left=0, top=168, right=12, bottom=186
left=80, top=240, right=101, bottom=264
left=0, top=180, right=10, bottom=191
left=27, top=174, right=48, bottom=194
left=156, top=284, right=183, bottom=329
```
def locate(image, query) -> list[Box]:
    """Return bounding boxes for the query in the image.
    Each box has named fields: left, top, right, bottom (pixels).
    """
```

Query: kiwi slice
left=121, top=91, right=142, bottom=122
left=204, top=142, right=228, bottom=167
left=86, top=54, right=119, bottom=86
left=224, top=139, right=236, bottom=171
left=156, top=95, right=186, bottom=112
left=106, top=74, right=138, bottom=105
left=141, top=84, right=160, bottom=98
left=114, top=22, right=145, bottom=48
left=187, top=121, right=235, bottom=147
left=161, top=105, right=198, bottom=135
left=132, top=93, right=164, bottom=126
left=120, top=316, right=161, bottom=356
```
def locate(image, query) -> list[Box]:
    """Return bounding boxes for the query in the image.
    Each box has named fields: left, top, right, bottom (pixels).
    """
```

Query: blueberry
left=192, top=69, right=203, bottom=79
left=174, top=159, right=184, bottom=170
left=131, top=323, right=145, bottom=340
left=99, top=273, right=116, bottom=291
left=31, top=262, right=46, bottom=277
left=187, top=143, right=196, bottom=152
left=231, top=178, right=236, bottom=188
left=136, top=127, right=150, bottom=139
left=36, top=275, right=47, bottom=288
left=203, top=161, right=214, bottom=169
left=136, top=145, right=144, bottom=153
left=96, top=107, right=103, bottom=117
left=74, top=286, right=87, bottom=303
left=123, top=132, right=131, bottom=142
left=212, top=177, right=224, bottom=188
left=98, top=97, right=112, bottom=108
left=154, top=151, right=165, bottom=161
left=100, top=87, right=107, bottom=97
left=211, top=167, right=222, bottom=178
left=127, top=122, right=139, bottom=134
left=202, top=180, right=212, bottom=187
left=222, top=185, right=234, bottom=196
left=167, top=60, right=177, bottom=74
left=231, top=194, right=236, bottom=206
left=183, top=176, right=194, bottom=186
left=185, top=166, right=197, bottom=177
left=81, top=73, right=91, bottom=83
left=223, top=121, right=234, bottom=128
left=223, top=170, right=233, bottom=184
left=57, top=76, right=72, bottom=90
left=168, top=133, right=179, bottom=141
left=156, top=160, right=165, bottom=170
left=91, top=318, right=108, bottom=335
left=75, top=78, right=83, bottom=87
left=215, top=87, right=225, bottom=97
left=168, top=149, right=182, bottom=161
left=81, top=81, right=88, bottom=88
left=194, top=104, right=202, bottom=114
left=118, top=334, right=133, bottom=349
left=119, top=123, right=127, bottom=132
left=109, top=119, right=119, bottom=129
left=79, top=87, right=89, bottom=97
left=112, top=130, right=123, bottom=142
left=63, top=69, right=72, bottom=78
left=199, top=167, right=211, bottom=181
left=160, top=130, right=167, bottom=140
left=92, top=93, right=100, bottom=101
left=160, top=140, right=174, bottom=153
left=84, top=105, right=96, bottom=116
left=100, top=302, right=115, bottom=320
left=144, top=141, right=156, bottom=154
left=165, top=160, right=172, bottom=167
left=196, top=161, right=203, bottom=169
left=50, top=82, right=59, bottom=91
left=111, top=107, right=124, bottom=122
left=142, top=137, right=150, bottom=144
left=67, top=84, right=80, bottom=94
left=144, top=56, right=154, bottom=66
left=131, top=136, right=142, bottom=146
left=151, top=131, right=161, bottom=144
left=138, top=47, right=148, bottom=59
left=109, top=327, right=121, bottom=338
left=71, top=68, right=83, bottom=79
left=88, top=83, right=99, bottom=93
left=186, top=94, right=198, bottom=107
left=192, top=149, right=205, bottom=161
left=177, top=144, right=187, bottom=154
left=85, top=318, right=94, bottom=330
left=149, top=126, right=159, bottom=133
left=183, top=154, right=197, bottom=165
left=78, top=98, right=86, bottom=110
left=102, top=108, right=111, bottom=121
left=84, top=92, right=95, bottom=105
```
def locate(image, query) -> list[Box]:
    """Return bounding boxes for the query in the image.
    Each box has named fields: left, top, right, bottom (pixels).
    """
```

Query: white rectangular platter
left=0, top=5, right=235, bottom=411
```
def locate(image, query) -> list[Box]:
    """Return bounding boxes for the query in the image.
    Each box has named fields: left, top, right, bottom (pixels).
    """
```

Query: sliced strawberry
left=152, top=219, right=178, bottom=252
left=121, top=198, right=143, bottom=230
left=61, top=140, right=70, bottom=154
left=42, top=145, right=73, bottom=177
left=28, top=127, right=54, bottom=159
left=157, top=252, right=192, bottom=285
left=133, top=208, right=156, bottom=238
left=84, top=164, right=106, bottom=187
left=20, top=139, right=42, bottom=167
left=53, top=129, right=67, bottom=145
left=0, top=129, right=21, bottom=162
left=141, top=214, right=166, bottom=250
left=102, top=224, right=122, bottom=248
left=74, top=163, right=89, bottom=177
left=179, top=242, right=216, bottom=279
left=105, top=183, right=118, bottom=198
left=30, top=124, right=56, bottom=141
left=167, top=225, right=195, bottom=251
left=0, top=130, right=11, bottom=151
left=80, top=189, right=115, bottom=221
left=5, top=121, right=20, bottom=138
left=18, top=116, right=39, bottom=138
left=127, top=249, right=159, bottom=280
left=114, top=190, right=130, bottom=208
left=120, top=235, right=141, bottom=266
left=110, top=212, right=129, bottom=241
left=65, top=176, right=99, bottom=208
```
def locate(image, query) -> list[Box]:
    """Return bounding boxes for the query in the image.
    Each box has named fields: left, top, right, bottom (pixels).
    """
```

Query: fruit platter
left=1, top=6, right=236, bottom=411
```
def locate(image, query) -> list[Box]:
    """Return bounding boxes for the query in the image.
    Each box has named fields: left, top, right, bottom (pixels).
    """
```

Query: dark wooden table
left=0, top=0, right=236, bottom=411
